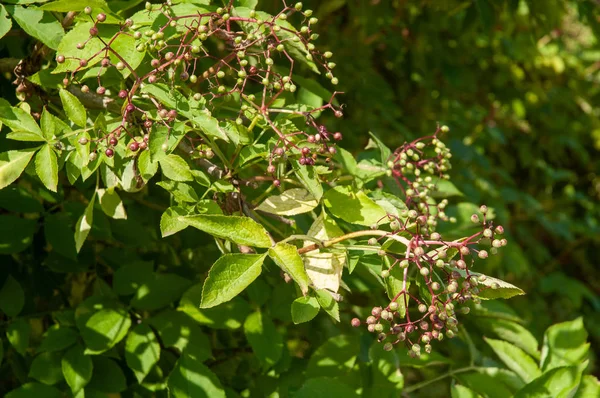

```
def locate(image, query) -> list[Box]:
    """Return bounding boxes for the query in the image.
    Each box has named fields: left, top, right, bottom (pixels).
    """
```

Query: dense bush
left=0, top=1, right=597, bottom=397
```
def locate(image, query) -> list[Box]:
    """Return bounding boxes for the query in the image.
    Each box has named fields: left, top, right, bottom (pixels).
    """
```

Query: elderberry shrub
left=0, top=0, right=523, bottom=371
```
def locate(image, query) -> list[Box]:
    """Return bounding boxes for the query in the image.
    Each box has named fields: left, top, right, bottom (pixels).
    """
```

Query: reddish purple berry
left=351, top=318, right=361, bottom=327
left=273, top=179, right=281, bottom=187
left=96, top=86, right=105, bottom=95
left=79, top=59, right=88, bottom=67
left=89, top=26, right=98, bottom=36
left=129, top=142, right=140, bottom=152
left=126, top=103, right=135, bottom=113
left=333, top=132, right=342, bottom=140
left=109, top=136, right=118, bottom=146
left=56, top=55, right=65, bottom=63
left=118, top=90, right=128, bottom=99
left=96, top=13, right=106, bottom=22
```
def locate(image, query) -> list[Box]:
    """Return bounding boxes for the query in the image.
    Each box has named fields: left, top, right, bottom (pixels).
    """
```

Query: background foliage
left=0, top=0, right=598, bottom=397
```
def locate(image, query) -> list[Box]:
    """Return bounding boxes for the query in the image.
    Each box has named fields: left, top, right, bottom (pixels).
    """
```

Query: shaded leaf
left=168, top=354, right=226, bottom=398
left=125, top=323, right=160, bottom=383
left=243, top=311, right=283, bottom=367
left=0, top=275, right=25, bottom=317
left=291, top=296, right=320, bottom=324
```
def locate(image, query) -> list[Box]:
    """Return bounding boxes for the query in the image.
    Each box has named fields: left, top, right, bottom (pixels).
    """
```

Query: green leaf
left=0, top=148, right=37, bottom=189
left=131, top=273, right=192, bottom=311
left=456, top=371, right=514, bottom=398
left=476, top=318, right=540, bottom=360
left=35, top=144, right=59, bottom=192
left=86, top=356, right=127, bottom=393
left=52, top=22, right=105, bottom=73
left=6, top=318, right=30, bottom=355
left=5, top=383, right=61, bottom=398
left=255, top=188, right=318, bottom=215
left=80, top=308, right=131, bottom=354
left=291, top=296, right=320, bottom=324
left=366, top=132, right=392, bottom=164
left=269, top=242, right=310, bottom=294
left=29, top=351, right=64, bottom=385
left=61, top=344, right=92, bottom=393
left=125, top=323, right=160, bottom=383
left=243, top=311, right=283, bottom=367
left=292, top=159, right=323, bottom=200
left=159, top=154, right=193, bottom=182
left=315, top=289, right=340, bottom=322
left=44, top=213, right=77, bottom=260
left=294, top=377, right=359, bottom=398
left=59, top=89, right=86, bottom=127
left=5, top=5, right=64, bottom=50
left=112, top=260, right=154, bottom=296
left=485, top=337, right=541, bottom=383
left=540, top=317, right=589, bottom=372
left=201, top=253, right=266, bottom=309
left=0, top=185, right=44, bottom=212
left=0, top=5, right=12, bottom=41
left=514, top=363, right=586, bottom=398
left=306, top=335, right=360, bottom=381
left=168, top=354, right=226, bottom=398
left=97, top=188, right=127, bottom=219
left=37, top=325, right=78, bottom=353
left=453, top=269, right=524, bottom=299
left=160, top=206, right=189, bottom=237
left=574, top=375, right=600, bottom=398
left=180, top=214, right=272, bottom=248
left=324, top=186, right=388, bottom=227
left=452, top=384, right=483, bottom=398
left=39, top=0, right=108, bottom=12
left=137, top=149, right=158, bottom=182
left=0, top=275, right=25, bottom=317
left=74, top=193, right=95, bottom=253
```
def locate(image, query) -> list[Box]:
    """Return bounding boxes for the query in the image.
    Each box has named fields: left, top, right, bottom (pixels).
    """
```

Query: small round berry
left=389, top=302, right=399, bottom=311
left=56, top=55, right=65, bottom=63
left=307, top=135, right=315, bottom=143
left=89, top=152, right=98, bottom=161
left=267, top=165, right=276, bottom=174
left=84, top=6, right=92, bottom=14
left=471, top=214, right=480, bottom=223
left=118, top=89, right=128, bottom=99
left=328, top=147, right=337, bottom=154
left=78, top=137, right=89, bottom=145
left=333, top=132, right=342, bottom=140
left=161, top=143, right=169, bottom=152
left=351, top=318, right=361, bottom=328
left=483, top=229, right=493, bottom=238
left=101, top=58, right=110, bottom=67
left=96, top=13, right=106, bottom=22
left=79, top=59, right=88, bottom=67
left=143, top=133, right=150, bottom=142
left=129, top=142, right=139, bottom=152
left=116, top=61, right=125, bottom=70
left=420, top=267, right=430, bottom=276
left=89, top=26, right=98, bottom=36
left=495, top=225, right=504, bottom=234
left=440, top=125, right=450, bottom=133
left=109, top=136, right=118, bottom=146
left=139, top=141, right=148, bottom=150
left=105, top=148, right=114, bottom=157
left=62, top=78, right=69, bottom=86
left=148, top=75, right=157, bottom=83
left=368, top=237, right=378, bottom=246
left=167, top=110, right=177, bottom=119
left=77, top=42, right=85, bottom=50
left=273, top=179, right=281, bottom=187
left=274, top=147, right=284, bottom=156
left=126, top=104, right=135, bottom=113
left=381, top=270, right=389, bottom=278
left=81, top=85, right=90, bottom=93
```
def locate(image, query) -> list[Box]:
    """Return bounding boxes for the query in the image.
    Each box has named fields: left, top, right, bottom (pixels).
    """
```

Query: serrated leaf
left=476, top=318, right=540, bottom=360
left=540, top=317, right=589, bottom=372
left=125, top=323, right=160, bottom=383
left=180, top=214, right=272, bottom=248
left=315, top=289, right=340, bottom=322
left=6, top=5, right=64, bottom=50
left=59, top=89, right=86, bottom=127
left=452, top=269, right=524, bottom=299
left=0, top=98, right=44, bottom=139
left=200, top=253, right=266, bottom=309
left=35, top=145, right=59, bottom=192
left=168, top=354, right=226, bottom=398
left=269, top=242, right=310, bottom=294
left=97, top=188, right=127, bottom=219
left=255, top=188, right=318, bottom=215
left=39, top=0, right=108, bottom=12
left=292, top=159, right=323, bottom=200
left=0, top=5, right=12, bottom=40
left=243, top=311, right=283, bottom=366
left=61, top=345, right=92, bottom=393
left=160, top=206, right=189, bottom=237
left=0, top=275, right=25, bottom=317
left=514, top=363, right=587, bottom=398
left=159, top=154, right=193, bottom=181
left=0, top=148, right=36, bottom=190
left=291, top=296, right=320, bottom=324
left=74, top=194, right=95, bottom=253
left=324, top=185, right=388, bottom=227
left=485, top=337, right=541, bottom=383
left=137, top=149, right=158, bottom=182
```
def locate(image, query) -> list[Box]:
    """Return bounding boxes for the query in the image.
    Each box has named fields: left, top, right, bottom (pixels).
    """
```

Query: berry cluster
left=351, top=131, right=508, bottom=356
left=55, top=2, right=342, bottom=168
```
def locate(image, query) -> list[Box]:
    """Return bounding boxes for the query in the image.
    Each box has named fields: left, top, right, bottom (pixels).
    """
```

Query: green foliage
left=0, top=0, right=597, bottom=397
